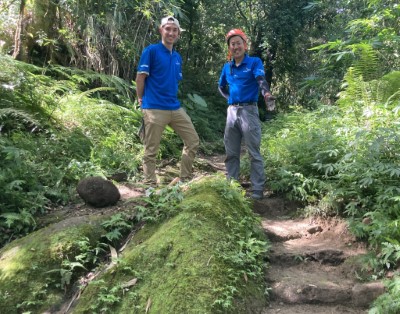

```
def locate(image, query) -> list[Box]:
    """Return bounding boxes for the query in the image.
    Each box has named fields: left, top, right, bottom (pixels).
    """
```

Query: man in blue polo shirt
left=218, top=29, right=275, bottom=200
left=136, top=16, right=199, bottom=185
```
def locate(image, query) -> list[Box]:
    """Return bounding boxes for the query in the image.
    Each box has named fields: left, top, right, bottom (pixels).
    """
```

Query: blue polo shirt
left=218, top=54, right=265, bottom=105
left=137, top=42, right=182, bottom=110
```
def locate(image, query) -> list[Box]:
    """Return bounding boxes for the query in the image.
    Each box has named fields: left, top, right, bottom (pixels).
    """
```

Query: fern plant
left=0, top=55, right=145, bottom=247
left=349, top=43, right=380, bottom=81
left=0, top=107, right=40, bottom=132
left=370, top=276, right=400, bottom=314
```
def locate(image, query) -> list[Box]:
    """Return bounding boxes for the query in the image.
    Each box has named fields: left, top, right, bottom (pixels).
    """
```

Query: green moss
left=0, top=215, right=108, bottom=314
left=0, top=176, right=269, bottom=313
left=73, top=176, right=269, bottom=314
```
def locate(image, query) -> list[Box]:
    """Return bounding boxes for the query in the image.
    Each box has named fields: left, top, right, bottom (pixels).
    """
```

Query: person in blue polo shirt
left=218, top=29, right=275, bottom=200
left=136, top=16, right=199, bottom=185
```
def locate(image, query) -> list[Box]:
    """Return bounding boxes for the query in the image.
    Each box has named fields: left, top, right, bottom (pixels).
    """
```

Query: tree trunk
left=12, top=0, right=26, bottom=60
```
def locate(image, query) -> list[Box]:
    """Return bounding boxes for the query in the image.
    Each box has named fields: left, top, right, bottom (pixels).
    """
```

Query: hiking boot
left=251, top=190, right=263, bottom=200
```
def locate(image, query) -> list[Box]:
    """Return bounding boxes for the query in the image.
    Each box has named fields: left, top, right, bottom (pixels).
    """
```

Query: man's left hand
left=264, top=93, right=274, bottom=101
left=264, top=93, right=276, bottom=111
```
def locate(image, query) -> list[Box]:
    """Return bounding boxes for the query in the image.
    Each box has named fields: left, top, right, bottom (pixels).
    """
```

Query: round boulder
left=77, top=176, right=120, bottom=208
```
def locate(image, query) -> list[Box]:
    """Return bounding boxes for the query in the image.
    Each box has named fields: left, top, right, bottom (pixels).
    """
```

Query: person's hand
left=264, top=92, right=275, bottom=100
left=135, top=98, right=143, bottom=110
left=264, top=93, right=276, bottom=111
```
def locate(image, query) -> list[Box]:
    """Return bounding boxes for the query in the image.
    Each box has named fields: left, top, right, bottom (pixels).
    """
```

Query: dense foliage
left=0, top=54, right=142, bottom=243
left=262, top=69, right=400, bottom=312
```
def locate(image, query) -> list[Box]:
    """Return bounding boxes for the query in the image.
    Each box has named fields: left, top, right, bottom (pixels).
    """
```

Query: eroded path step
left=268, top=247, right=347, bottom=266
left=263, top=302, right=368, bottom=314
left=267, top=263, right=383, bottom=306
left=254, top=197, right=385, bottom=314
left=270, top=267, right=352, bottom=305
left=268, top=261, right=356, bottom=288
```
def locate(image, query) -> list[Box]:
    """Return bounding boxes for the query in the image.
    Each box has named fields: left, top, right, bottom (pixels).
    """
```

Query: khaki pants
left=142, top=108, right=199, bottom=183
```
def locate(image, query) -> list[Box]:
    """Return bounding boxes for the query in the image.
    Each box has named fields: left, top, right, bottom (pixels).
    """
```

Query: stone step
left=262, top=302, right=368, bottom=313
left=267, top=264, right=385, bottom=308
left=262, top=218, right=311, bottom=242
left=272, top=280, right=352, bottom=304
left=258, top=200, right=384, bottom=313
left=265, top=230, right=367, bottom=262
left=268, top=247, right=347, bottom=266
left=270, top=281, right=385, bottom=308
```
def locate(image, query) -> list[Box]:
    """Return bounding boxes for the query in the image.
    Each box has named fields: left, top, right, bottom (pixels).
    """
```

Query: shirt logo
left=243, top=67, right=251, bottom=72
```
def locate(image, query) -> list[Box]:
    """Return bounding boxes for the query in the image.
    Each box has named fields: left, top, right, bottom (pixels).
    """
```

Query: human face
left=228, top=35, right=246, bottom=62
left=160, top=23, right=180, bottom=47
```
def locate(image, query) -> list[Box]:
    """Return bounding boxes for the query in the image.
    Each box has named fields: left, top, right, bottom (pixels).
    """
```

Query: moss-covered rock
left=0, top=216, right=108, bottom=314
left=0, top=176, right=269, bottom=314
left=73, top=176, right=269, bottom=313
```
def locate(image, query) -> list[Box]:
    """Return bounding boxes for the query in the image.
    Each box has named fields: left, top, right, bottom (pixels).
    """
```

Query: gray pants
left=224, top=105, right=265, bottom=191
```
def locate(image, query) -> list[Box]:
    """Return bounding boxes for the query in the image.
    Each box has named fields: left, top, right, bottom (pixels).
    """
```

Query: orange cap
left=225, top=29, right=248, bottom=44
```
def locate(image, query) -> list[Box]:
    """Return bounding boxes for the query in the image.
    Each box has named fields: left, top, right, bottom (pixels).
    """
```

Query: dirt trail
left=200, top=154, right=385, bottom=313
left=252, top=197, right=380, bottom=314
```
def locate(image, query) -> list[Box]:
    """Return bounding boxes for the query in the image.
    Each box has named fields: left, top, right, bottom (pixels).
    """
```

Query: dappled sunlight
left=262, top=219, right=310, bottom=238
left=0, top=246, right=25, bottom=279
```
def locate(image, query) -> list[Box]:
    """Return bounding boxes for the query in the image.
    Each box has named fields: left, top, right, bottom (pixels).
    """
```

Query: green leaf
left=187, top=93, right=208, bottom=108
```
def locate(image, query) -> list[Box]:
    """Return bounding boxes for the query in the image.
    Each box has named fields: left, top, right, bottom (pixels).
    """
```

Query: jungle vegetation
left=0, top=0, right=400, bottom=312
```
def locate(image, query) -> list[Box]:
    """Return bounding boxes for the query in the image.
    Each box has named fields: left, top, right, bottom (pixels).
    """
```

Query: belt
left=231, top=102, right=257, bottom=107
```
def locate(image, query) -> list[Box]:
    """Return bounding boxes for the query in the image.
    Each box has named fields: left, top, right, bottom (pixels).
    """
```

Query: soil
left=254, top=198, right=375, bottom=314
left=41, top=153, right=385, bottom=313
left=200, top=154, right=384, bottom=313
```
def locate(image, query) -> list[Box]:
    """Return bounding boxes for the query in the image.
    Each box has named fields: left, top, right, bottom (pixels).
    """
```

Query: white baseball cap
left=160, top=16, right=184, bottom=32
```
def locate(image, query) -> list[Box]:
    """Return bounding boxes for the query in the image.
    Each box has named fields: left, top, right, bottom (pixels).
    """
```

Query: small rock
left=306, top=249, right=344, bottom=265
left=307, top=225, right=323, bottom=234
left=77, top=176, right=120, bottom=208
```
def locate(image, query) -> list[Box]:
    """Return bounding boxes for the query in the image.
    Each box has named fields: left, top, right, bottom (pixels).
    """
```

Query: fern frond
left=78, top=87, right=116, bottom=99
left=48, top=65, right=133, bottom=99
left=0, top=108, right=41, bottom=129
left=385, top=90, right=400, bottom=107
left=0, top=210, right=36, bottom=229
left=339, top=67, right=364, bottom=101
left=348, top=43, right=380, bottom=81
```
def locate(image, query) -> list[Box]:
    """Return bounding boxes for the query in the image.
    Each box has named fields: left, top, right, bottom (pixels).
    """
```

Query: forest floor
left=43, top=153, right=384, bottom=313
left=200, top=154, right=383, bottom=313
